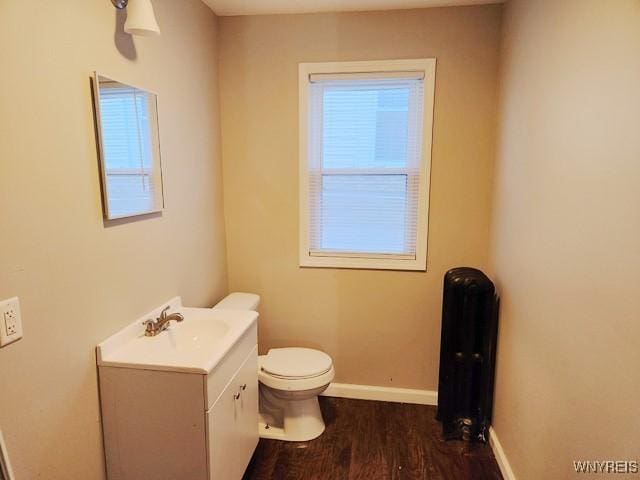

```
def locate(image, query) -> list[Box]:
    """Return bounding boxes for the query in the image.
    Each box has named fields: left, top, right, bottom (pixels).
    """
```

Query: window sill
left=299, top=253, right=426, bottom=271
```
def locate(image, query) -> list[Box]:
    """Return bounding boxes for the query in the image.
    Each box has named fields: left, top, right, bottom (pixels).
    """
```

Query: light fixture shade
left=124, top=0, right=160, bottom=37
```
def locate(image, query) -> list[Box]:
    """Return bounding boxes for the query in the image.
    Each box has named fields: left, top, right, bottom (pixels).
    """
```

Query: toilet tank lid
left=213, top=292, right=260, bottom=310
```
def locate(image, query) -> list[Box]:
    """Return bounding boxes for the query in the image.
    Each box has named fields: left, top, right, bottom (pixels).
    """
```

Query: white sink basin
left=97, top=297, right=258, bottom=374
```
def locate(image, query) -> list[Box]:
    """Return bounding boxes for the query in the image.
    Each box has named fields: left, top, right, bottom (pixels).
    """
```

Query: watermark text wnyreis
left=574, top=461, right=639, bottom=474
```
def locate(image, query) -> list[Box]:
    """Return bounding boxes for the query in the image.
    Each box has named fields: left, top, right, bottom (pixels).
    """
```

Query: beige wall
left=0, top=1, right=226, bottom=478
left=490, top=0, right=640, bottom=478
left=219, top=5, right=502, bottom=389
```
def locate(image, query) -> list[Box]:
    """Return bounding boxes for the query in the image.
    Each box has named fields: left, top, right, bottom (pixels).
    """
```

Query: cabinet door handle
left=234, top=392, right=241, bottom=400
left=240, top=384, right=247, bottom=391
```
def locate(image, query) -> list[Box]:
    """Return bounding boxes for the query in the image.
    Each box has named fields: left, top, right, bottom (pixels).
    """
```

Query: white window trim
left=298, top=59, right=436, bottom=271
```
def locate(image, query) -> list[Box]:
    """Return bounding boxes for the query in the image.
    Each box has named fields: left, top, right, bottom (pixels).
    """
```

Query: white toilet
left=213, top=292, right=335, bottom=442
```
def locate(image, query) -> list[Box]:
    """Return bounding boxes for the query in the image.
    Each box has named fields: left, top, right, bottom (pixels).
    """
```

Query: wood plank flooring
left=243, top=397, right=503, bottom=480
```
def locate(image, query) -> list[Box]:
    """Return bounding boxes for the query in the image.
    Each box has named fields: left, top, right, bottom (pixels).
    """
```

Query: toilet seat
left=261, top=347, right=333, bottom=378
left=259, top=348, right=335, bottom=392
left=259, top=365, right=335, bottom=392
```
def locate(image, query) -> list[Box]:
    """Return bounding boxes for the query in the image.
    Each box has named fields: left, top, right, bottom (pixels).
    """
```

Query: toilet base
left=259, top=394, right=326, bottom=442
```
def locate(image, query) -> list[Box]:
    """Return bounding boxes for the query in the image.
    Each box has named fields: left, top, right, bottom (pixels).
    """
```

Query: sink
left=97, top=297, right=258, bottom=374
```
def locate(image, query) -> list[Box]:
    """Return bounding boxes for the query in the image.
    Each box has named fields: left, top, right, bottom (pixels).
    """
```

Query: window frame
left=298, top=59, right=436, bottom=271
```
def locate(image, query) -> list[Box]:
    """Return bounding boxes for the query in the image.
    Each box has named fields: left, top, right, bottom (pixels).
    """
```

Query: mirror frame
left=91, top=72, right=165, bottom=220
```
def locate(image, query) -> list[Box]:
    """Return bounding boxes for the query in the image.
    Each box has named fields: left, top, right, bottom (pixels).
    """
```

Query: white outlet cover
left=0, top=297, right=23, bottom=347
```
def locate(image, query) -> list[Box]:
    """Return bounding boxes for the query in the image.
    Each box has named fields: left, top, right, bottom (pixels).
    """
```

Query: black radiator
left=436, top=267, right=499, bottom=442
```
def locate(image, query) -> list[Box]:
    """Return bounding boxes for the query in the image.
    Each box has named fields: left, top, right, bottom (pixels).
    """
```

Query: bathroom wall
left=218, top=5, right=502, bottom=389
left=0, top=1, right=226, bottom=478
left=490, top=0, right=640, bottom=478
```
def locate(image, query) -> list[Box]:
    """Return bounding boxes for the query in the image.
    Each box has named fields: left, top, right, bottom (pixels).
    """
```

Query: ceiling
left=201, top=0, right=503, bottom=17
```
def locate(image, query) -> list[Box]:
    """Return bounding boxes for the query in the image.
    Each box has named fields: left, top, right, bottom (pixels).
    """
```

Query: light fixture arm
left=112, top=0, right=128, bottom=9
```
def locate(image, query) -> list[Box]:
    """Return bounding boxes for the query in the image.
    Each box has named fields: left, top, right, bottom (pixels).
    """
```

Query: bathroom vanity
left=97, top=298, right=259, bottom=480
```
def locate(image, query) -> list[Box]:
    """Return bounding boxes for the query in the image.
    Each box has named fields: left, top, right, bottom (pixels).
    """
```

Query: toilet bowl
left=258, top=347, right=334, bottom=441
left=213, top=293, right=334, bottom=442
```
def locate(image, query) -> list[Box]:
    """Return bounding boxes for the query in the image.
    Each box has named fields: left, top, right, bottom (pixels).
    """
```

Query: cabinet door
left=208, top=345, right=258, bottom=480
left=235, top=345, right=259, bottom=456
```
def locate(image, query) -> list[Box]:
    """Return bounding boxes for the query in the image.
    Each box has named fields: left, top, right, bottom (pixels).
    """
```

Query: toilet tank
left=213, top=292, right=260, bottom=311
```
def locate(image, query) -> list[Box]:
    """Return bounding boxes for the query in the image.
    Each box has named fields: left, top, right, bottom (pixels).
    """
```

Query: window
left=299, top=60, right=436, bottom=270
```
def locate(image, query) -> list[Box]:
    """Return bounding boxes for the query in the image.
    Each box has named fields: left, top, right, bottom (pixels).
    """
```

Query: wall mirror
left=0, top=428, right=14, bottom=480
left=92, top=73, right=164, bottom=220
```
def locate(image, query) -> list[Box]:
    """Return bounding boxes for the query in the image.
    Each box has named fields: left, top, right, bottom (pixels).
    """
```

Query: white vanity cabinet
left=98, top=321, right=259, bottom=480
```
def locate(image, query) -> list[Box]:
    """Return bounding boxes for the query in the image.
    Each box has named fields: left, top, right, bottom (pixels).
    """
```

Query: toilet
left=213, top=292, right=335, bottom=442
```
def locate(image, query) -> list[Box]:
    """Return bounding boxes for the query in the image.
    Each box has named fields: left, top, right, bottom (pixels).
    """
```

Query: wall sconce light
left=112, top=0, right=161, bottom=37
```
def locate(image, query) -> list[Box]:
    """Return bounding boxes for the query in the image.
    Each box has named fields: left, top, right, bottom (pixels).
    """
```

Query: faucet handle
left=142, top=318, right=157, bottom=337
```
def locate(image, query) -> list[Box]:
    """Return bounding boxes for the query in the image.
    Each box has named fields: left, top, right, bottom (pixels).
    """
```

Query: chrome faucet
left=143, top=306, right=184, bottom=337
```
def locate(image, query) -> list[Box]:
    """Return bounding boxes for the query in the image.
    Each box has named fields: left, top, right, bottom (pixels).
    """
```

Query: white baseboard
left=489, top=426, right=516, bottom=480
left=321, top=382, right=438, bottom=405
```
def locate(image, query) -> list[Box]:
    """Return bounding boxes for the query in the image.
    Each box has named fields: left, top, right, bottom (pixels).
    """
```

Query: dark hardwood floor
left=243, top=397, right=502, bottom=480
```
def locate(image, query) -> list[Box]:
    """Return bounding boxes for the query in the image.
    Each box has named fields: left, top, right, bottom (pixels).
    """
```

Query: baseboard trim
left=489, top=426, right=516, bottom=480
left=321, top=382, right=438, bottom=405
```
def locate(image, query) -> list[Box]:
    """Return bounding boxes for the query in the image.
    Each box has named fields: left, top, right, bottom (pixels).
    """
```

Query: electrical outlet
left=0, top=297, right=23, bottom=347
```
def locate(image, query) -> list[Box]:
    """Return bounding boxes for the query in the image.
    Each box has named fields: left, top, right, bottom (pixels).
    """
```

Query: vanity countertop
left=97, top=297, right=258, bottom=374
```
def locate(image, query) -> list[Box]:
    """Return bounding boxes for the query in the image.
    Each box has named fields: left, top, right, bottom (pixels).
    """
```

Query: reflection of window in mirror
left=92, top=73, right=164, bottom=220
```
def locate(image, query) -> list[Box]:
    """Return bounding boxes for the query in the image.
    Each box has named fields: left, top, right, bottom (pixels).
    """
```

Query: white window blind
left=307, top=75, right=425, bottom=258
left=99, top=84, right=156, bottom=218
